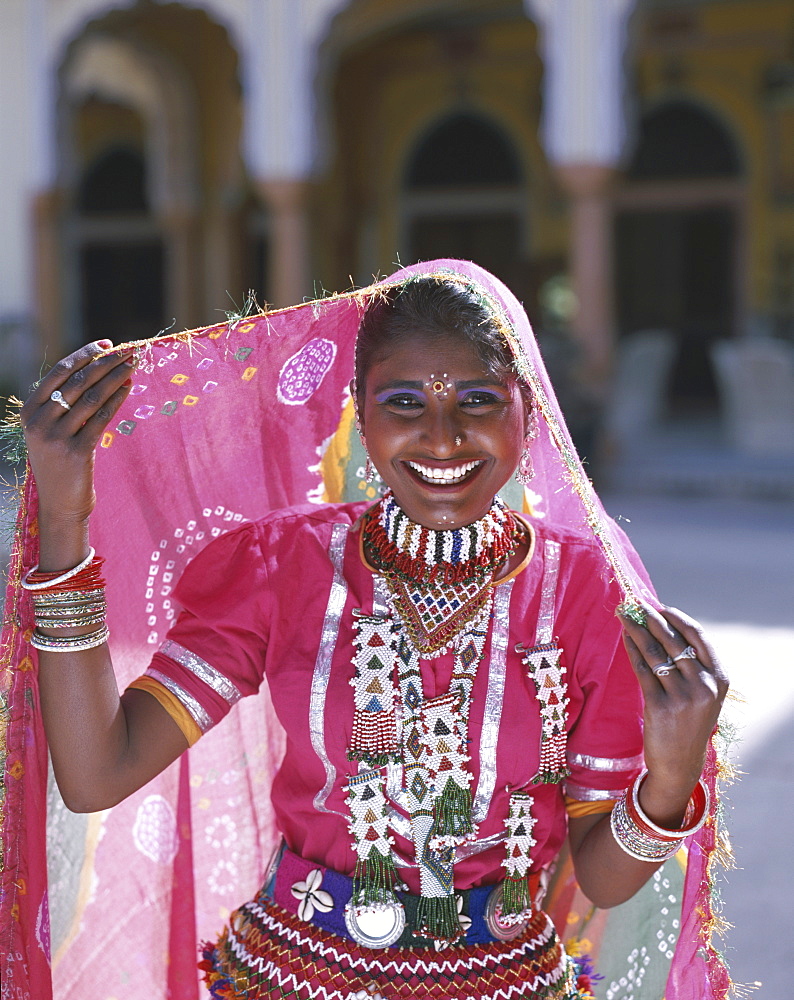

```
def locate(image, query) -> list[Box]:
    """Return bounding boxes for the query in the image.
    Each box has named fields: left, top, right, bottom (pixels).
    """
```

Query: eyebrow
left=372, top=376, right=509, bottom=394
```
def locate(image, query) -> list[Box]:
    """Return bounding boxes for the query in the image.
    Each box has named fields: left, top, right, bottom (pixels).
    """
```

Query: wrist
left=637, top=770, right=701, bottom=830
left=36, top=520, right=91, bottom=574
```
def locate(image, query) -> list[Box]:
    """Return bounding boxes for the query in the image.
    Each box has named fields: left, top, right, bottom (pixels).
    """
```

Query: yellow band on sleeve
left=128, top=675, right=203, bottom=747
left=565, top=796, right=617, bottom=818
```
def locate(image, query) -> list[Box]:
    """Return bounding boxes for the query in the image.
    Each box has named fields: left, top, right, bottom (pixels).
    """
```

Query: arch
left=51, top=0, right=247, bottom=85
left=627, top=99, right=743, bottom=180
left=615, top=99, right=747, bottom=412
left=63, top=33, right=199, bottom=213
left=406, top=112, right=523, bottom=188
left=401, top=109, right=527, bottom=294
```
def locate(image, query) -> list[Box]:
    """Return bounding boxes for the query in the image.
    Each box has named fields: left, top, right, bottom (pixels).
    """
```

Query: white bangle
left=21, top=548, right=96, bottom=591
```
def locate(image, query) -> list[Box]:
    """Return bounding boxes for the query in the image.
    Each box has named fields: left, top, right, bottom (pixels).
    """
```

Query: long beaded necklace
left=346, top=494, right=523, bottom=943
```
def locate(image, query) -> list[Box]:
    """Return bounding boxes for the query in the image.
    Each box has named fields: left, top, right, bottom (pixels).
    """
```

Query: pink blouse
left=143, top=501, right=644, bottom=893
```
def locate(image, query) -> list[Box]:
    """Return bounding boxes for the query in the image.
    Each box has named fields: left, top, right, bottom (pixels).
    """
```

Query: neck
left=363, top=491, right=517, bottom=587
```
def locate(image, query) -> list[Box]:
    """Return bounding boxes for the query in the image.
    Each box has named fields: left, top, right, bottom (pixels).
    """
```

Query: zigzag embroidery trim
left=227, top=900, right=561, bottom=980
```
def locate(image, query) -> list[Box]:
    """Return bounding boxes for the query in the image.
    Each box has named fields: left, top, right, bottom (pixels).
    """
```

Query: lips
left=406, top=460, right=483, bottom=485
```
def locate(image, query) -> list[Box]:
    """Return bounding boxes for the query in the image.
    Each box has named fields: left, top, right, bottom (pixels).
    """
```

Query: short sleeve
left=561, top=544, right=645, bottom=802
left=127, top=521, right=270, bottom=742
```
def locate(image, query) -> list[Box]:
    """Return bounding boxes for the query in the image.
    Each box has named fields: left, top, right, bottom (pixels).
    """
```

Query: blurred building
left=1, top=0, right=793, bottom=448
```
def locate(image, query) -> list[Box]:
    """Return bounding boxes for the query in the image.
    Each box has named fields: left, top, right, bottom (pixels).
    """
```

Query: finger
left=57, top=352, right=137, bottom=433
left=618, top=606, right=681, bottom=678
left=22, top=342, right=130, bottom=433
left=73, top=381, right=133, bottom=449
left=659, top=606, right=729, bottom=690
left=26, top=341, right=113, bottom=405
left=621, top=630, right=673, bottom=696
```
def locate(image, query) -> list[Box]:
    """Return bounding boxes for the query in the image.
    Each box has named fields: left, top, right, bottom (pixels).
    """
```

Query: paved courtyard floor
left=603, top=492, right=794, bottom=998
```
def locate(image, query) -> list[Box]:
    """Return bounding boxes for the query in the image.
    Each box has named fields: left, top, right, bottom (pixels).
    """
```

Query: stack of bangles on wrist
left=22, top=548, right=109, bottom=652
left=610, top=769, right=709, bottom=863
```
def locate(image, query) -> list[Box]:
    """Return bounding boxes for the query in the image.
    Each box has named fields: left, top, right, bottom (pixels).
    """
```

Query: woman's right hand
left=21, top=340, right=136, bottom=526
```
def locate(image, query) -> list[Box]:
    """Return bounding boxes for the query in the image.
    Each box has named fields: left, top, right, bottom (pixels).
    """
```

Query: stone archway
left=402, top=111, right=526, bottom=293
left=614, top=99, right=745, bottom=411
left=56, top=2, right=243, bottom=347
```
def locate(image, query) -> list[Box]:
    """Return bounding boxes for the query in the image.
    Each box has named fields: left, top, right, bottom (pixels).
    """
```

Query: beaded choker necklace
left=363, top=493, right=519, bottom=655
left=363, top=492, right=516, bottom=587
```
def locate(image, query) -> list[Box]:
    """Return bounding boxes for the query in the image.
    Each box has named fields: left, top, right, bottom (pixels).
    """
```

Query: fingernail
left=96, top=339, right=113, bottom=349
left=123, top=377, right=132, bottom=387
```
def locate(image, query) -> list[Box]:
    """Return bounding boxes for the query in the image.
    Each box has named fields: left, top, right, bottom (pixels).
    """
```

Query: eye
left=380, top=392, right=424, bottom=410
left=460, top=389, right=504, bottom=408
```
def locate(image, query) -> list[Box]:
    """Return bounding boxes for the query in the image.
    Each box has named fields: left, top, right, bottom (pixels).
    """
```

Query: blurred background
left=1, top=0, right=792, bottom=996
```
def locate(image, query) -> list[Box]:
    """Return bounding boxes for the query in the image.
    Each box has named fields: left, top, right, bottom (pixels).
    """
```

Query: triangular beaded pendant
left=521, top=641, right=570, bottom=784
left=387, top=576, right=492, bottom=656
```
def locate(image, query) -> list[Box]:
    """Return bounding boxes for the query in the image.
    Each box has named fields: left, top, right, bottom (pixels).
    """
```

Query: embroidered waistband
left=261, top=843, right=543, bottom=950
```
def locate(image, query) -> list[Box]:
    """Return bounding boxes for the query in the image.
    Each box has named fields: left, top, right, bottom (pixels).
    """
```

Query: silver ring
left=651, top=657, right=675, bottom=678
left=673, top=645, right=697, bottom=663
left=50, top=390, right=71, bottom=411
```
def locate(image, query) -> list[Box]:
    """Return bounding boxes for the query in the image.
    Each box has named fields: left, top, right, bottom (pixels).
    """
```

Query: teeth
left=408, top=460, right=481, bottom=485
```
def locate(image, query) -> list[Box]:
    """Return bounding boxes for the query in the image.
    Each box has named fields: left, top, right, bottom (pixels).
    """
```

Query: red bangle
left=626, top=770, right=709, bottom=842
left=23, top=553, right=106, bottom=593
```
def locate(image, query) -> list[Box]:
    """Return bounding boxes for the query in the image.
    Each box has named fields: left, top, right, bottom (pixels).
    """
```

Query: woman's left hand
left=620, top=604, right=729, bottom=826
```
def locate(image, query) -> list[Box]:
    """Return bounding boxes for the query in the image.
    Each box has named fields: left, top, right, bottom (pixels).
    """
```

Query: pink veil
left=0, top=260, right=731, bottom=999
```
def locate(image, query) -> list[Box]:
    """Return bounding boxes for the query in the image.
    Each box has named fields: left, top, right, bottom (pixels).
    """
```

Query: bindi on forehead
left=427, top=373, right=453, bottom=398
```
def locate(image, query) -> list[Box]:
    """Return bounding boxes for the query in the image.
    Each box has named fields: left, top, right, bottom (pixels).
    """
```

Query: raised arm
left=567, top=605, right=728, bottom=907
left=21, top=342, right=189, bottom=813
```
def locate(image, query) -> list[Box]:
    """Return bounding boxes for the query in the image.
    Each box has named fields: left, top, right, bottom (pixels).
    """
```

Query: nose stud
left=454, top=435, right=462, bottom=447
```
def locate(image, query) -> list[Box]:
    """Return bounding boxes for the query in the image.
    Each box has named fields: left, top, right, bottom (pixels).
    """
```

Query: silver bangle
left=610, top=792, right=683, bottom=863
left=31, top=624, right=109, bottom=652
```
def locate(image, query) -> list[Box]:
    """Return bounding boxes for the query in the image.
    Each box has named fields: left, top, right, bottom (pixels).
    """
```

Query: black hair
left=355, top=276, right=531, bottom=408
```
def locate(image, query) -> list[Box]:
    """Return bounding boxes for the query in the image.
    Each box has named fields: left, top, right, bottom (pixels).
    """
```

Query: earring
left=516, top=441, right=534, bottom=485
left=365, top=456, right=375, bottom=483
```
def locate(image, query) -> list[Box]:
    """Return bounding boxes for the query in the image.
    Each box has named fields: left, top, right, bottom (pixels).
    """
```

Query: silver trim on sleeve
left=159, top=639, right=242, bottom=705
left=309, top=523, right=350, bottom=816
left=146, top=667, right=214, bottom=733
left=564, top=780, right=621, bottom=802
left=568, top=751, right=644, bottom=772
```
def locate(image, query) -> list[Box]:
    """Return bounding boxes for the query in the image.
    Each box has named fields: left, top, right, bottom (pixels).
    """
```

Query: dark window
left=78, top=147, right=148, bottom=214
left=406, top=113, right=522, bottom=187
left=628, top=102, right=741, bottom=180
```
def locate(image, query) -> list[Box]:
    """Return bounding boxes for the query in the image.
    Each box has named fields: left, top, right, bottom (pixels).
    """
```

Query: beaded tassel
left=420, top=692, right=475, bottom=848
left=500, top=792, right=537, bottom=921
left=521, top=642, right=570, bottom=784
left=416, top=884, right=465, bottom=945
left=349, top=613, right=400, bottom=767
left=345, top=769, right=399, bottom=909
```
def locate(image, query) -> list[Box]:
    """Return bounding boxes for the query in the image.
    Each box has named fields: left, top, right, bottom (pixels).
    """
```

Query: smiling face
left=360, top=332, right=527, bottom=529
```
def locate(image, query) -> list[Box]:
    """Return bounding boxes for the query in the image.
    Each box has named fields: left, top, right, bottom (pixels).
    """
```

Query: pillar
left=554, top=165, right=617, bottom=386
left=256, top=180, right=312, bottom=308
left=526, top=0, right=637, bottom=390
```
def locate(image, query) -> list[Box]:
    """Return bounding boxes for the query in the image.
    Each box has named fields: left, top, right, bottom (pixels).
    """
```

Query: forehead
left=364, top=331, right=505, bottom=383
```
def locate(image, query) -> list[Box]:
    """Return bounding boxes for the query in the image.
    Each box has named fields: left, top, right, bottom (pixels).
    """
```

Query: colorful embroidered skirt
left=201, top=898, right=591, bottom=1000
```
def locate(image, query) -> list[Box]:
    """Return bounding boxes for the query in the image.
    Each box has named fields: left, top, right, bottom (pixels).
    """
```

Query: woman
left=6, top=261, right=729, bottom=999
